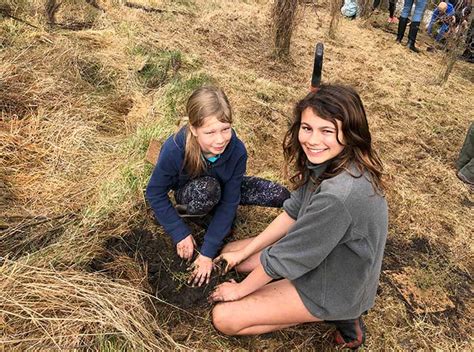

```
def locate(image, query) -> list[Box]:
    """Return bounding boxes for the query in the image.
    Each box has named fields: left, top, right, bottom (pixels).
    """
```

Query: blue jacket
left=146, top=126, right=247, bottom=258
left=428, top=3, right=455, bottom=41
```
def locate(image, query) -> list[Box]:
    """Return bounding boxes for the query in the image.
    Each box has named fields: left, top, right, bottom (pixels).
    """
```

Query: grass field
left=1, top=0, right=473, bottom=350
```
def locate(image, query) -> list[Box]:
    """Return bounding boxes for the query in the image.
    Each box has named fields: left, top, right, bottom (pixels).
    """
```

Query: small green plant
left=96, top=334, right=131, bottom=352
left=137, top=50, right=182, bottom=89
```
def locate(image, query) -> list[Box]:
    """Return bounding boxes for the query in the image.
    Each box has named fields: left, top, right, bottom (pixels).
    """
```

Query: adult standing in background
left=373, top=0, right=399, bottom=23
left=396, top=0, right=429, bottom=53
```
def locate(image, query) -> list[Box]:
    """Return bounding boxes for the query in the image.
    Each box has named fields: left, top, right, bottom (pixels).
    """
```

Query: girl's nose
left=308, top=132, right=321, bottom=145
left=216, top=133, right=225, bottom=143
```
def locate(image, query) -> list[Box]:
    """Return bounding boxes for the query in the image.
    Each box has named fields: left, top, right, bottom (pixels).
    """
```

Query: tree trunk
left=272, top=0, right=298, bottom=58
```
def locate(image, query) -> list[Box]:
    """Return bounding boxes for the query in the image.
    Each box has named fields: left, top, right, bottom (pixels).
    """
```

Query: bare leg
left=221, top=238, right=261, bottom=273
left=212, top=279, right=321, bottom=335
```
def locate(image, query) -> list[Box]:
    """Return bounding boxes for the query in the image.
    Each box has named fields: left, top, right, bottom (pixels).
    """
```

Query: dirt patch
left=92, top=228, right=242, bottom=309
left=385, top=267, right=455, bottom=314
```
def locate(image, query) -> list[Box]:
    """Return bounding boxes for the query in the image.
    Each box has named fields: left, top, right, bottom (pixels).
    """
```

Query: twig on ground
left=124, top=1, right=189, bottom=16
left=0, top=9, right=40, bottom=29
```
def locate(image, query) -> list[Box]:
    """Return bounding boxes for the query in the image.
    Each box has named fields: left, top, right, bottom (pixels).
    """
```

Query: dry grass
left=0, top=257, right=178, bottom=350
left=1, top=0, right=473, bottom=350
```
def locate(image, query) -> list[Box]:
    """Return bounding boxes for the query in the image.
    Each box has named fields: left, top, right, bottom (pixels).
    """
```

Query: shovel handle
left=310, top=42, right=324, bottom=92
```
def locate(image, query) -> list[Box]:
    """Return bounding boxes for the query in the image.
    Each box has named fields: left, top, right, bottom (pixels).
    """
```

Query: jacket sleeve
left=260, top=192, right=352, bottom=280
left=282, top=186, right=305, bottom=220
left=145, top=141, right=191, bottom=244
left=200, top=153, right=247, bottom=258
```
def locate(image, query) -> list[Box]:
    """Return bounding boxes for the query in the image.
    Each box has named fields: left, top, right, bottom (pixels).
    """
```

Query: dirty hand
left=176, top=235, right=196, bottom=261
left=188, top=254, right=213, bottom=287
left=213, top=250, right=246, bottom=274
left=210, top=279, right=241, bottom=302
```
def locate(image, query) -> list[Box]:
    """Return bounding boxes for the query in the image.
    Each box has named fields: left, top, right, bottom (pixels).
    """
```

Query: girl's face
left=190, top=115, right=232, bottom=158
left=298, top=107, right=345, bottom=164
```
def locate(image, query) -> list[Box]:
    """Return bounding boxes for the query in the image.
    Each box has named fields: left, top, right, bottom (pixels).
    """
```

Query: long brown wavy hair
left=182, top=86, right=233, bottom=178
left=283, top=84, right=385, bottom=193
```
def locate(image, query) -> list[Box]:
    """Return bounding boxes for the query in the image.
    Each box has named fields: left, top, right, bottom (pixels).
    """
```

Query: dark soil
left=91, top=228, right=242, bottom=309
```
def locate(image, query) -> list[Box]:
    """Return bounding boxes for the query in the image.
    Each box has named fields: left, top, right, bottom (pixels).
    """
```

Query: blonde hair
left=183, top=86, right=233, bottom=178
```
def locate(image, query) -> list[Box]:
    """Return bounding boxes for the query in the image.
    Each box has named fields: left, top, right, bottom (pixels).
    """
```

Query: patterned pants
left=174, top=176, right=290, bottom=216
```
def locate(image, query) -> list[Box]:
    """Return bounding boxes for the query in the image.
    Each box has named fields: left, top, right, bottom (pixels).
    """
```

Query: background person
left=456, top=122, right=474, bottom=187
left=396, top=0, right=429, bottom=52
left=427, top=1, right=456, bottom=42
left=373, top=0, right=399, bottom=23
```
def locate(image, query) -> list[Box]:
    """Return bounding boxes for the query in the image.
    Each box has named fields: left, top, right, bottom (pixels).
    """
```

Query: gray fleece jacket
left=260, top=162, right=388, bottom=320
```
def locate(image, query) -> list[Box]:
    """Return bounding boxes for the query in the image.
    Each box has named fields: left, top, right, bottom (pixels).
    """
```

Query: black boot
left=407, top=21, right=421, bottom=53
left=328, top=316, right=366, bottom=350
left=396, top=17, right=408, bottom=43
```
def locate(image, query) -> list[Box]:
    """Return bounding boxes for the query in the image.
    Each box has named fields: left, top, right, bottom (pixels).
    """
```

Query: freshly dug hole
left=92, top=229, right=242, bottom=309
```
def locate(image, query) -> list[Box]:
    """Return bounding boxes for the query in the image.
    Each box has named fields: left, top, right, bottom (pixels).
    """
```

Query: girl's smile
left=298, top=108, right=345, bottom=164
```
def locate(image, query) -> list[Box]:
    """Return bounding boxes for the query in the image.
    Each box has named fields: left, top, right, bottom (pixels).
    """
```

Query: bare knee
left=212, top=303, right=241, bottom=335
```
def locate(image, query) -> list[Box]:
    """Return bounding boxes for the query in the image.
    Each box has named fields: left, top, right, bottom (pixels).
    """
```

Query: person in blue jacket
left=210, top=85, right=388, bottom=350
left=428, top=1, right=456, bottom=42
left=146, top=86, right=289, bottom=287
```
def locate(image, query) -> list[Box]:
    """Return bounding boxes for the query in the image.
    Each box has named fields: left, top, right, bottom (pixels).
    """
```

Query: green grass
left=96, top=334, right=132, bottom=351
left=77, top=58, right=118, bottom=92
left=136, top=49, right=182, bottom=89
left=159, top=72, right=214, bottom=123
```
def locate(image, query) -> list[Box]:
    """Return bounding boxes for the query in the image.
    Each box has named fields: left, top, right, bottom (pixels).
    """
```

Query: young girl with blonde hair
left=210, top=84, right=388, bottom=349
left=146, top=86, right=289, bottom=287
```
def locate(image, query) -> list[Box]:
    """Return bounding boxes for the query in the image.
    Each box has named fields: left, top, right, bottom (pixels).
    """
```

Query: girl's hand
left=188, top=254, right=213, bottom=287
left=177, top=235, right=196, bottom=261
left=214, top=250, right=246, bottom=274
left=210, top=279, right=241, bottom=302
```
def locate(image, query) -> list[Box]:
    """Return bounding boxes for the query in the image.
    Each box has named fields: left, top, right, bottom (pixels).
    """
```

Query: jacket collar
left=307, top=160, right=330, bottom=179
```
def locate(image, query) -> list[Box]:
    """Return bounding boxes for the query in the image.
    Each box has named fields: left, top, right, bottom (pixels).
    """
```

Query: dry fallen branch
left=124, top=1, right=189, bottom=16
left=0, top=6, right=40, bottom=29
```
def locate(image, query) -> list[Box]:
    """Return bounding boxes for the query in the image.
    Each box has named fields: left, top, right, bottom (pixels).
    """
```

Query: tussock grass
left=0, top=257, right=177, bottom=351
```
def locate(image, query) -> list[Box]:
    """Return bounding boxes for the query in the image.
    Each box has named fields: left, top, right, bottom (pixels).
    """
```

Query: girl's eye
left=205, top=131, right=215, bottom=135
left=322, top=130, right=334, bottom=134
left=223, top=127, right=231, bottom=132
left=301, top=126, right=311, bottom=132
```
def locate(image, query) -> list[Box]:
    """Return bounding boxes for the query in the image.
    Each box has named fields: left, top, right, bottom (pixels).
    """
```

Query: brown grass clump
left=0, top=257, right=177, bottom=350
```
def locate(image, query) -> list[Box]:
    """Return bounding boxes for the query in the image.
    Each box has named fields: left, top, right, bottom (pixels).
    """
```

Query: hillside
left=1, top=0, right=473, bottom=350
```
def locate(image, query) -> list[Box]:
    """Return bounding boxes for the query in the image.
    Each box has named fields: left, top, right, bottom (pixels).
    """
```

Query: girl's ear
left=189, top=125, right=198, bottom=137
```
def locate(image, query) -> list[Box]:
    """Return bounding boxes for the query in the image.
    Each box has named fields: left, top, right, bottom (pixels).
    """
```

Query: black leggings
left=373, top=0, right=396, bottom=18
left=174, top=176, right=290, bottom=216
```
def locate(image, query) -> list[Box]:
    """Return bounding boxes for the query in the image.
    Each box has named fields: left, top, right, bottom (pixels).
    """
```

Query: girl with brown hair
left=210, top=84, right=388, bottom=349
left=146, top=86, right=290, bottom=287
